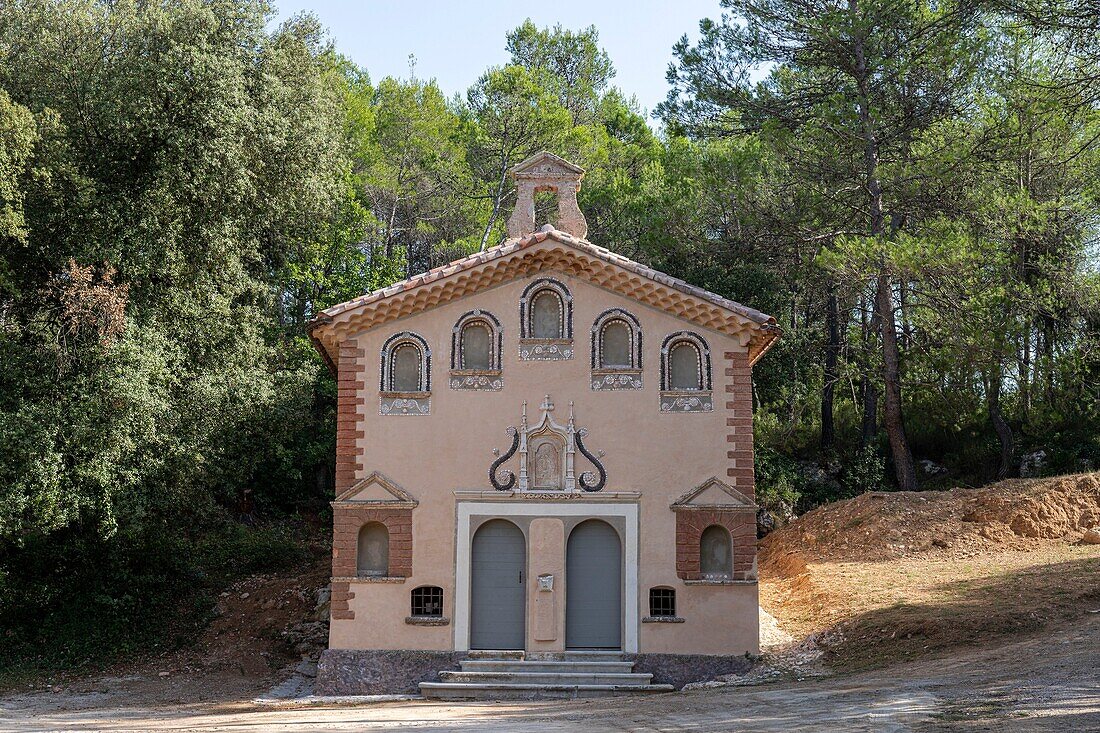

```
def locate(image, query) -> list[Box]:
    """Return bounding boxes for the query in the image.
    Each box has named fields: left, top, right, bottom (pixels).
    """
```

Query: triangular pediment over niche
left=670, top=477, right=755, bottom=510
left=334, top=471, right=418, bottom=506
left=511, top=150, right=584, bottom=177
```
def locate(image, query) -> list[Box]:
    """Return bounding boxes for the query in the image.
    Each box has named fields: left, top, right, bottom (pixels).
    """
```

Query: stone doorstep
left=420, top=651, right=673, bottom=700
left=460, top=659, right=635, bottom=674
left=418, top=681, right=675, bottom=700
left=439, top=671, right=654, bottom=686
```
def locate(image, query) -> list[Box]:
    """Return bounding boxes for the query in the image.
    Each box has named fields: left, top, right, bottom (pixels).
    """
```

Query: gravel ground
left=1, top=616, right=1096, bottom=733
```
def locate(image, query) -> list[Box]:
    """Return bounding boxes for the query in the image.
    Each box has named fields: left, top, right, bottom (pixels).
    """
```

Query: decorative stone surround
left=448, top=371, right=503, bottom=391
left=591, top=370, right=643, bottom=391
left=332, top=575, right=406, bottom=584
left=379, top=393, right=430, bottom=415
left=488, top=396, right=606, bottom=492
left=518, top=339, right=573, bottom=361
left=450, top=309, right=503, bottom=386
left=379, top=331, right=431, bottom=391
left=642, top=616, right=686, bottom=623
left=660, top=391, right=713, bottom=413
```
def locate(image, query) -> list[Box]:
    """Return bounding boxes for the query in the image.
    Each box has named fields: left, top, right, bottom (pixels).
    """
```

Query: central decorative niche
left=489, top=395, right=606, bottom=492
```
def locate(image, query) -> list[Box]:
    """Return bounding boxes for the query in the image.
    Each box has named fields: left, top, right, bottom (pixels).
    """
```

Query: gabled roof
left=309, top=227, right=780, bottom=372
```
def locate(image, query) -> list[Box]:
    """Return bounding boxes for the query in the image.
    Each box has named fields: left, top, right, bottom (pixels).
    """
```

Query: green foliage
left=1, top=3, right=1098, bottom=677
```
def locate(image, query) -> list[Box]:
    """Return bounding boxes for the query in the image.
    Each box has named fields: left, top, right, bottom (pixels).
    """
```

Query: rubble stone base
left=628, top=652, right=754, bottom=690
left=316, top=649, right=465, bottom=695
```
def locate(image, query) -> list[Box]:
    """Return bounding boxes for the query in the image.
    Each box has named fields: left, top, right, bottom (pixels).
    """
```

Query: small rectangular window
left=411, top=586, right=444, bottom=617
left=649, top=587, right=676, bottom=617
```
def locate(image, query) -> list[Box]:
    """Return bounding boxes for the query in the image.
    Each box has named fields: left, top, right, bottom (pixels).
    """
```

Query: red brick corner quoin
left=335, top=343, right=366, bottom=494
left=724, top=350, right=755, bottom=498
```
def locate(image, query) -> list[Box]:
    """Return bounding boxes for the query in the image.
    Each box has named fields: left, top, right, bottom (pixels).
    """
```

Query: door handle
left=519, top=570, right=524, bottom=584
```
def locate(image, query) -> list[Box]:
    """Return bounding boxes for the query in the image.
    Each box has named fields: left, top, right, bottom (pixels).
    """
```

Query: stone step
left=460, top=659, right=635, bottom=674
left=440, top=670, right=653, bottom=686
left=525, top=651, right=625, bottom=662
left=419, top=681, right=674, bottom=701
left=464, top=650, right=526, bottom=660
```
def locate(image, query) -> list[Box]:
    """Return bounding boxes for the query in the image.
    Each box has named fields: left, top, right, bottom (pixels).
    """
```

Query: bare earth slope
left=759, top=472, right=1100, bottom=671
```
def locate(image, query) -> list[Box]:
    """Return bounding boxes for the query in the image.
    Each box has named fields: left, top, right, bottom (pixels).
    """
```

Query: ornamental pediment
left=334, top=471, right=418, bottom=507
left=670, top=477, right=755, bottom=511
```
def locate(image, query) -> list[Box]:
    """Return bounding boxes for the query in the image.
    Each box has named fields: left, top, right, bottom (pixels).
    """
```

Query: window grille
left=649, top=587, right=676, bottom=617
left=411, top=586, right=443, bottom=617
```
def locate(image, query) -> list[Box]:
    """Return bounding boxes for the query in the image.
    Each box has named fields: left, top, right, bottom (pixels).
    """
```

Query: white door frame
left=454, top=501, right=639, bottom=653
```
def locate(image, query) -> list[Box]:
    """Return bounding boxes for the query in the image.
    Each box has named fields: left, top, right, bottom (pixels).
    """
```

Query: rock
left=919, top=459, right=948, bottom=477
left=756, top=509, right=777, bottom=537
left=1020, top=450, right=1047, bottom=478
left=158, top=672, right=169, bottom=678
left=240, top=592, right=250, bottom=599
left=1082, top=528, right=1100, bottom=545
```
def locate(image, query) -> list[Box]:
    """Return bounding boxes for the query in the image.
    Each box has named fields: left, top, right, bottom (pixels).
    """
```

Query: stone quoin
left=308, top=151, right=780, bottom=697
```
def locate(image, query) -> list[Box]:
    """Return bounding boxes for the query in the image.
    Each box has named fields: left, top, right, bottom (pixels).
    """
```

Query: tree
left=661, top=0, right=986, bottom=490
left=506, top=20, right=615, bottom=126
left=464, top=65, right=573, bottom=250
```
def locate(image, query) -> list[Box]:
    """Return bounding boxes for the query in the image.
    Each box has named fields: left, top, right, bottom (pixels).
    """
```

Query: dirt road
left=2, top=615, right=1096, bottom=732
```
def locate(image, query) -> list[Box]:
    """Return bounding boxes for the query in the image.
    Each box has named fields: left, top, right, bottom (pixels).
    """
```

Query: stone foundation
left=628, top=652, right=754, bottom=689
left=317, top=649, right=755, bottom=695
left=316, top=649, right=465, bottom=695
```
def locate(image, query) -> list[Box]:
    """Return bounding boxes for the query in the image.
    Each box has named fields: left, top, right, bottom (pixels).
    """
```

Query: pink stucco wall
left=328, top=252, right=760, bottom=656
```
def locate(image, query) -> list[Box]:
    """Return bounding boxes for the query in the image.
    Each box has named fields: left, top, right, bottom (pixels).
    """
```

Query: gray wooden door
left=470, top=519, right=526, bottom=650
left=566, top=519, right=622, bottom=649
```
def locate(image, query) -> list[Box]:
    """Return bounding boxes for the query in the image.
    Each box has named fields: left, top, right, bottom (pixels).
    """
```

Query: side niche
left=489, top=395, right=606, bottom=492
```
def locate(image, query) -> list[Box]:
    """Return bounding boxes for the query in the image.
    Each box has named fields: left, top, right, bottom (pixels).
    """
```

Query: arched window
left=590, top=309, right=643, bottom=390
left=461, top=322, right=492, bottom=369
left=450, top=311, right=503, bottom=390
left=660, top=331, right=712, bottom=392
left=699, top=525, right=732, bottom=578
left=531, top=290, right=563, bottom=338
left=391, top=344, right=421, bottom=391
left=519, top=278, right=573, bottom=361
left=411, top=586, right=444, bottom=617
left=669, top=342, right=702, bottom=389
left=601, top=321, right=631, bottom=367
left=357, top=522, right=389, bottom=577
left=380, top=332, right=430, bottom=393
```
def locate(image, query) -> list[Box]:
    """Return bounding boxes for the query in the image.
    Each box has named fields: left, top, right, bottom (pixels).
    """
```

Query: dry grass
left=759, top=472, right=1100, bottom=671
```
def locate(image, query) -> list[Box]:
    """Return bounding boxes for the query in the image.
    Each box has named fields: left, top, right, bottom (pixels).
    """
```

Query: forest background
left=0, top=0, right=1096, bottom=675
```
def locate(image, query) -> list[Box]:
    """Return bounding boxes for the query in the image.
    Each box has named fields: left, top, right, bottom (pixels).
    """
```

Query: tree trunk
left=852, top=20, right=918, bottom=490
left=821, top=288, right=840, bottom=451
left=480, top=163, right=510, bottom=251
left=859, top=291, right=878, bottom=447
left=986, top=370, right=1014, bottom=480
left=876, top=274, right=918, bottom=490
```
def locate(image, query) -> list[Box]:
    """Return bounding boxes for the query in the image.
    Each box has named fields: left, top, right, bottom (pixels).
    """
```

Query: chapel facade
left=309, top=152, right=779, bottom=696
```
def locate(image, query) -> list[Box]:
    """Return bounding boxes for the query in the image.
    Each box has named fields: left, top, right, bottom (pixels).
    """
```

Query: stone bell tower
left=505, top=151, right=588, bottom=240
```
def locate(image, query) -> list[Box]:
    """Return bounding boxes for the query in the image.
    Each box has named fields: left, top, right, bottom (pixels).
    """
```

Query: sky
left=272, top=0, right=724, bottom=119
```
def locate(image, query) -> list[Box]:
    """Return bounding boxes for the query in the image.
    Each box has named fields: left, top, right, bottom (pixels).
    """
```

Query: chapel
left=308, top=152, right=779, bottom=697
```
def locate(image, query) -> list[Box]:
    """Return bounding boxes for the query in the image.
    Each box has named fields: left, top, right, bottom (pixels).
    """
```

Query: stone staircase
left=418, top=650, right=675, bottom=700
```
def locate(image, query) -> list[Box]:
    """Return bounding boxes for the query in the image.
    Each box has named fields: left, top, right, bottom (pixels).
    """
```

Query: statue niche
left=488, top=395, right=608, bottom=492
left=530, top=436, right=565, bottom=490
